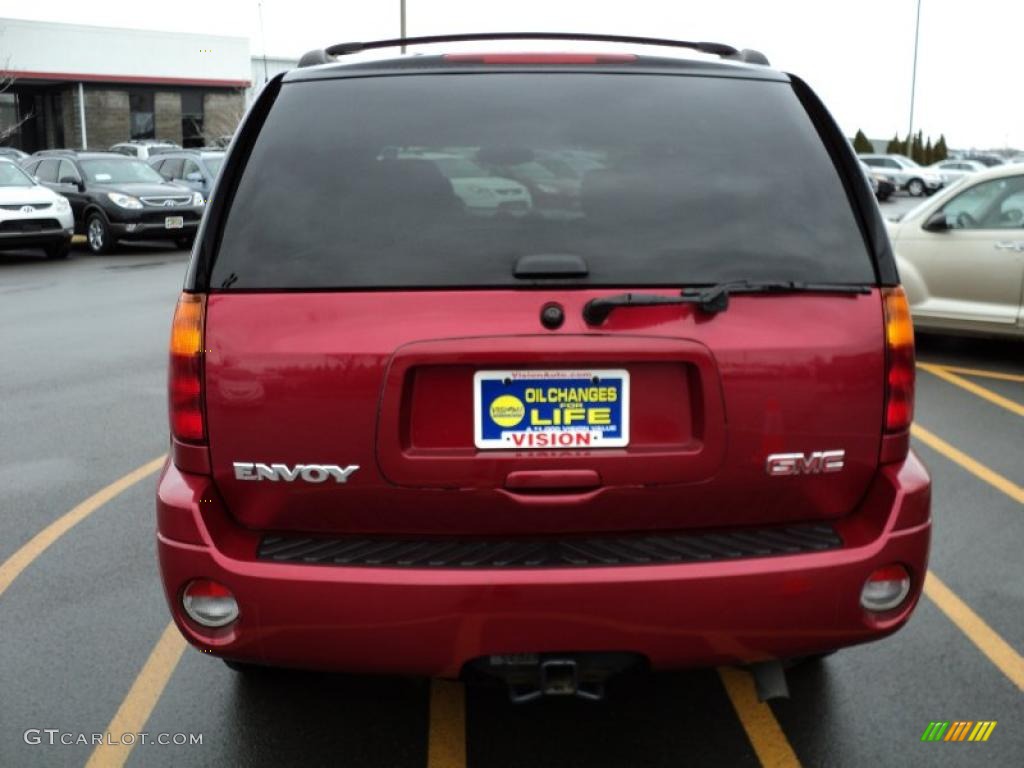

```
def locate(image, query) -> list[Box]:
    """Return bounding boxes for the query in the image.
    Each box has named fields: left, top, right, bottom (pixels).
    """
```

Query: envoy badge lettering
left=233, top=462, right=360, bottom=484
left=766, top=450, right=845, bottom=476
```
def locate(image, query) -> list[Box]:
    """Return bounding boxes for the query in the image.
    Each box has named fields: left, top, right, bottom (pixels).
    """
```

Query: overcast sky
left=5, top=0, right=1022, bottom=148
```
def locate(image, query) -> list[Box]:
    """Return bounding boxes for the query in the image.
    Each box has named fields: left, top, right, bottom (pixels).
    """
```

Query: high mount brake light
left=169, top=293, right=206, bottom=443
left=443, top=53, right=637, bottom=64
left=882, top=287, right=915, bottom=434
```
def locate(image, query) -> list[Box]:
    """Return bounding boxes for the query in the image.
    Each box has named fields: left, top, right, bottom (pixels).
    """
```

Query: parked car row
left=859, top=154, right=945, bottom=197
left=857, top=152, right=1009, bottom=198
left=19, top=150, right=205, bottom=253
left=0, top=144, right=226, bottom=259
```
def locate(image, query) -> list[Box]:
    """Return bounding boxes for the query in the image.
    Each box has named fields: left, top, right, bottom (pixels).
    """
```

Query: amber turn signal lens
left=169, top=293, right=206, bottom=443
left=882, top=287, right=915, bottom=433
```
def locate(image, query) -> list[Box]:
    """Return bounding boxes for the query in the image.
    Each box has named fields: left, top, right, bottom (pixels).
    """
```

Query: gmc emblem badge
left=766, top=450, right=845, bottom=476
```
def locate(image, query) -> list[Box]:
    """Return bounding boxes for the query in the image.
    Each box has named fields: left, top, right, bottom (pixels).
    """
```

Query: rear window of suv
left=211, top=73, right=875, bottom=289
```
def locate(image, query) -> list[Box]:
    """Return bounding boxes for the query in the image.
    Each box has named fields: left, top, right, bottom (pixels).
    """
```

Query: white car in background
left=392, top=151, right=533, bottom=215
left=928, top=159, right=985, bottom=186
left=0, top=159, right=74, bottom=259
left=110, top=140, right=180, bottom=160
left=889, top=163, right=1024, bottom=338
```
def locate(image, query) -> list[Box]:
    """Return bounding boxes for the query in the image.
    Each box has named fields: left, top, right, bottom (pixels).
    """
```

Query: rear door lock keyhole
left=540, top=303, right=564, bottom=330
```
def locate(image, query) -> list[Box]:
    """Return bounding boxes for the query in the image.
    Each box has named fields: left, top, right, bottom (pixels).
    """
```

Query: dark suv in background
left=22, top=150, right=205, bottom=253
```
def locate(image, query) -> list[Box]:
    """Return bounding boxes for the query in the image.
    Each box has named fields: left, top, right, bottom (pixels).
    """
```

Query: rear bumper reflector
left=256, top=523, right=842, bottom=569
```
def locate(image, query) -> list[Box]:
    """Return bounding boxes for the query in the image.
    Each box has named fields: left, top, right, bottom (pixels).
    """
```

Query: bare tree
left=0, top=28, right=33, bottom=145
left=198, top=88, right=247, bottom=147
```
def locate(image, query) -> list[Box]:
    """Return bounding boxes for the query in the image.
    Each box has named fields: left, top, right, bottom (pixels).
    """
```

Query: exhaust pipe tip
left=749, top=660, right=789, bottom=701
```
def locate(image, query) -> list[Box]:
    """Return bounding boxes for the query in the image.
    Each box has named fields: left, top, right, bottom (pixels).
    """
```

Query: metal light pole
left=907, top=0, right=922, bottom=147
left=400, top=0, right=407, bottom=53
left=258, top=0, right=269, bottom=83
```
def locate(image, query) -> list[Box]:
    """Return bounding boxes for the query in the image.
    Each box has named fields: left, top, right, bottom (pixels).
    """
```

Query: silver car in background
left=859, top=154, right=944, bottom=196
left=929, top=159, right=985, bottom=186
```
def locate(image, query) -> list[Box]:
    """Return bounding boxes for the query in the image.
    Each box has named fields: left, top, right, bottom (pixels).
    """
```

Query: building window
left=49, top=91, right=65, bottom=148
left=0, top=93, right=18, bottom=143
left=181, top=91, right=204, bottom=148
left=130, top=92, right=155, bottom=140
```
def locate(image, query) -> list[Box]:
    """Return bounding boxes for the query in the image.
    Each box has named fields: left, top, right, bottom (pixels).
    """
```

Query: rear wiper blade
left=582, top=281, right=872, bottom=325
left=682, top=280, right=873, bottom=312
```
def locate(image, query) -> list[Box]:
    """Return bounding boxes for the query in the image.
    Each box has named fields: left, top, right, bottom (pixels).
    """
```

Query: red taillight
left=443, top=52, right=636, bottom=64
left=169, top=293, right=206, bottom=443
left=883, top=286, right=915, bottom=433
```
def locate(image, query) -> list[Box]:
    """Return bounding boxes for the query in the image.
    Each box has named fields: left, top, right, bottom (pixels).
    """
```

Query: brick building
left=1, top=18, right=250, bottom=152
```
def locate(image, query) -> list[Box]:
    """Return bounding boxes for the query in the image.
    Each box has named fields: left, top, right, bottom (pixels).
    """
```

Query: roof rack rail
left=297, top=32, right=769, bottom=68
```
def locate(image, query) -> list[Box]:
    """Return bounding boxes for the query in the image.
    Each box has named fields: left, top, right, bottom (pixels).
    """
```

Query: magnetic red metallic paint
left=159, top=286, right=931, bottom=672
left=197, top=290, right=888, bottom=535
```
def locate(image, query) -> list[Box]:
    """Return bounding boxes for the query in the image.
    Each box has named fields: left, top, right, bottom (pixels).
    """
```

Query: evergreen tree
left=912, top=131, right=925, bottom=164
left=924, top=137, right=934, bottom=165
left=934, top=134, right=948, bottom=162
left=886, top=133, right=902, bottom=154
left=852, top=129, right=874, bottom=154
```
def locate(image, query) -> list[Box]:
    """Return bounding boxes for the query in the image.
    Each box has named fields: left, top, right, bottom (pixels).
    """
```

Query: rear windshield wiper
left=582, top=281, right=872, bottom=325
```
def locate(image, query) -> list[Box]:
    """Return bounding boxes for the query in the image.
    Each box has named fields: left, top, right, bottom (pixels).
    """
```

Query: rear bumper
left=157, top=452, right=931, bottom=677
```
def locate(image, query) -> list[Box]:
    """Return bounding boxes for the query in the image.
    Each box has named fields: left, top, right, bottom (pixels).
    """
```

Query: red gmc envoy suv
left=157, top=33, right=931, bottom=701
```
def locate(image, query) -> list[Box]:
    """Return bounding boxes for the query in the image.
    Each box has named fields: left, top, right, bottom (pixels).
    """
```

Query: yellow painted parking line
left=918, top=363, right=1024, bottom=417
left=927, top=364, right=1024, bottom=384
left=911, top=424, right=1024, bottom=503
left=910, top=423, right=1024, bottom=690
left=0, top=455, right=165, bottom=600
left=427, top=679, right=467, bottom=768
left=85, top=622, right=187, bottom=768
left=924, top=572, right=1024, bottom=692
left=71, top=234, right=86, bottom=244
left=718, top=667, right=801, bottom=768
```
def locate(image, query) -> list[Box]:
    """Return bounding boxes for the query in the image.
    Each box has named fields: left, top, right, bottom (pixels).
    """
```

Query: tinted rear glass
left=212, top=73, right=874, bottom=289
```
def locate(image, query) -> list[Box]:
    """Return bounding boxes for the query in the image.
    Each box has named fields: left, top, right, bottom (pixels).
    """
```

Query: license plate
left=474, top=369, right=629, bottom=450
left=165, top=216, right=184, bottom=229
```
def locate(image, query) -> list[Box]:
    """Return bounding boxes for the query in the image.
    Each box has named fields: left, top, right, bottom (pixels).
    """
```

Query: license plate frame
left=474, top=368, right=629, bottom=450
left=164, top=216, right=184, bottom=229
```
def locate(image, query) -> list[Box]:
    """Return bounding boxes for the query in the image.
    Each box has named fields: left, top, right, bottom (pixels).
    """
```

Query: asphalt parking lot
left=0, top=237, right=1021, bottom=768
